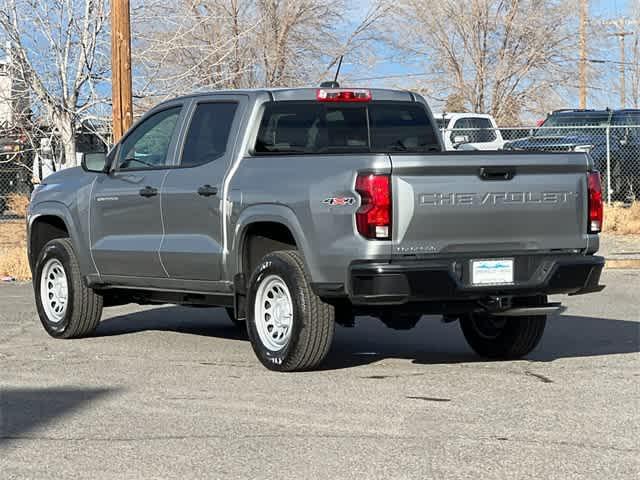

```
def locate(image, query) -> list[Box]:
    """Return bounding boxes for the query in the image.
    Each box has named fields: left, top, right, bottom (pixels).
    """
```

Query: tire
left=246, top=250, right=335, bottom=372
left=225, top=307, right=245, bottom=328
left=34, top=238, right=103, bottom=339
left=460, top=313, right=546, bottom=360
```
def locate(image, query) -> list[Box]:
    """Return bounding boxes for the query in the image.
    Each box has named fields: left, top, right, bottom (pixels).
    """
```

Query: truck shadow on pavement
left=0, top=387, right=115, bottom=444
left=94, top=306, right=639, bottom=371
left=324, top=314, right=640, bottom=370
left=95, top=306, right=248, bottom=341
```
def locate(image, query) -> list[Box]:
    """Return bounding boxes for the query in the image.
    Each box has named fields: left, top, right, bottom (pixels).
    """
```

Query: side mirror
left=453, top=135, right=470, bottom=145
left=81, top=152, right=108, bottom=173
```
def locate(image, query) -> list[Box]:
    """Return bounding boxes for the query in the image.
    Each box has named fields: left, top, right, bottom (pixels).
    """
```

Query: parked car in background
left=504, top=109, right=640, bottom=202
left=434, top=112, right=505, bottom=150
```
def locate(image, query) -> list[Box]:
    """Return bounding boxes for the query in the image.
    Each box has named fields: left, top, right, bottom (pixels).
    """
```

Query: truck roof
left=432, top=112, right=496, bottom=120
left=551, top=108, right=640, bottom=115
left=157, top=87, right=418, bottom=107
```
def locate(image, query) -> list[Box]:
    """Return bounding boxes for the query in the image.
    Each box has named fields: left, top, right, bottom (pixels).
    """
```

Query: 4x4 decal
left=322, top=197, right=356, bottom=206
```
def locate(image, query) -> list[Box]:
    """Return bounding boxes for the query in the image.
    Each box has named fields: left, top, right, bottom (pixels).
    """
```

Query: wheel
left=225, top=307, right=245, bottom=328
left=34, top=238, right=103, bottom=338
left=460, top=313, right=546, bottom=360
left=246, top=250, right=335, bottom=372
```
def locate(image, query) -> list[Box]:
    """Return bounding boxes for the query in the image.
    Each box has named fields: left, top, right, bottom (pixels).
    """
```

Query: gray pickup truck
left=27, top=87, right=605, bottom=371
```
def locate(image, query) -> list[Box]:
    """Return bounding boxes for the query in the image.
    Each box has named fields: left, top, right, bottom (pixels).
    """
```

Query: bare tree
left=132, top=0, right=388, bottom=103
left=385, top=0, right=577, bottom=123
left=0, top=0, right=109, bottom=168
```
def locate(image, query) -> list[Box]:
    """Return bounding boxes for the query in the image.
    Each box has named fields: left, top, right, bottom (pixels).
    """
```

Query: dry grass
left=603, top=202, right=640, bottom=235
left=6, top=193, right=30, bottom=217
left=606, top=259, right=640, bottom=269
left=0, top=221, right=30, bottom=280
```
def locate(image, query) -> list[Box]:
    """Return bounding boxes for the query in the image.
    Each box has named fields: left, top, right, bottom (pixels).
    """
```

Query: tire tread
left=247, top=250, right=335, bottom=371
left=37, top=238, right=102, bottom=339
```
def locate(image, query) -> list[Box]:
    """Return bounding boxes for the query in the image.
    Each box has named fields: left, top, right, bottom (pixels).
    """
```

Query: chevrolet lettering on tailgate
left=419, top=191, right=576, bottom=206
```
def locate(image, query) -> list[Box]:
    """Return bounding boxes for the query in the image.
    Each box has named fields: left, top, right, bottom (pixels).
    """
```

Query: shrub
left=7, top=193, right=30, bottom=217
left=603, top=202, right=640, bottom=235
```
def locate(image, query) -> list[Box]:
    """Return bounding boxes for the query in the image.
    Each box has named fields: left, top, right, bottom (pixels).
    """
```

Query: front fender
left=28, top=200, right=96, bottom=276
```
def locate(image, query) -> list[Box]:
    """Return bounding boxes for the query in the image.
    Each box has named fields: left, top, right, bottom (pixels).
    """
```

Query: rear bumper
left=329, top=254, right=604, bottom=305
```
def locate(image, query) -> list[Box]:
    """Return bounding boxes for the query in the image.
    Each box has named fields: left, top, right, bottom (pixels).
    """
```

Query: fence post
left=605, top=125, right=612, bottom=204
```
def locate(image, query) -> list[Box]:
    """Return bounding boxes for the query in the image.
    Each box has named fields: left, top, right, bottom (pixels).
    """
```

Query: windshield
left=535, top=112, right=611, bottom=137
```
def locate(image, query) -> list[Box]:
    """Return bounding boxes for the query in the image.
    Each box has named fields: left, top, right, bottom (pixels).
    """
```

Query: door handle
left=479, top=167, right=515, bottom=181
left=197, top=184, right=218, bottom=197
left=139, top=186, right=158, bottom=197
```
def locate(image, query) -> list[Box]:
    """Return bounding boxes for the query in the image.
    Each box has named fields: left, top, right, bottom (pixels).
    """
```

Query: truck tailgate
left=390, top=152, right=590, bottom=256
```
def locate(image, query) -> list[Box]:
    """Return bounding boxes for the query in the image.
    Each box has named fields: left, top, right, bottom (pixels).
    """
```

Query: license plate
left=471, top=259, right=514, bottom=285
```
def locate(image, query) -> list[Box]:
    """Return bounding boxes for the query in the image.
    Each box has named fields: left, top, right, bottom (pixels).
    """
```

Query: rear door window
left=180, top=102, right=238, bottom=167
left=254, top=102, right=440, bottom=154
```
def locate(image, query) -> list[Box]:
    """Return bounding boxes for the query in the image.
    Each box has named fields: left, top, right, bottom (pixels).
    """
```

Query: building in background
left=0, top=44, right=29, bottom=129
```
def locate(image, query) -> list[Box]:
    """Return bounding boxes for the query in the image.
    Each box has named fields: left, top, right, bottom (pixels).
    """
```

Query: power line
left=348, top=71, right=441, bottom=82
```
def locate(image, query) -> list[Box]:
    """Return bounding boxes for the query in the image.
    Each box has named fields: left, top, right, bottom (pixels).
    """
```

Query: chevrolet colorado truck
left=27, top=87, right=605, bottom=371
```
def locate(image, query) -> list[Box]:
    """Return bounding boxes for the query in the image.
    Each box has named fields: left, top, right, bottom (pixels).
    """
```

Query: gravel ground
left=599, top=234, right=640, bottom=260
left=0, top=270, right=638, bottom=479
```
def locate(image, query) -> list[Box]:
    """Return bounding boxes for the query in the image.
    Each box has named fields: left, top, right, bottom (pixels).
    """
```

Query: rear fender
left=229, top=204, right=315, bottom=280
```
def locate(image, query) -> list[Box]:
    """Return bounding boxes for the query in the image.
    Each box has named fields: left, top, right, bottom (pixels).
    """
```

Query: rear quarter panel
left=230, top=154, right=391, bottom=284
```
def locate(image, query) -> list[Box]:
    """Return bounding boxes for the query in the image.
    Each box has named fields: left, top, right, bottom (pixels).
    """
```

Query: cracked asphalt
left=1, top=270, right=639, bottom=479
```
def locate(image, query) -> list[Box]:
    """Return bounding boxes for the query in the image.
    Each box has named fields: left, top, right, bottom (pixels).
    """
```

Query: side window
left=180, top=102, right=238, bottom=167
left=450, top=118, right=469, bottom=142
left=117, top=107, right=181, bottom=170
left=255, top=103, right=323, bottom=154
left=450, top=117, right=497, bottom=143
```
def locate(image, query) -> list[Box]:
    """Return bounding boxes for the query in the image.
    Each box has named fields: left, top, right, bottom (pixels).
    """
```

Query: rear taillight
left=587, top=172, right=603, bottom=233
left=355, top=173, right=391, bottom=239
left=316, top=88, right=372, bottom=102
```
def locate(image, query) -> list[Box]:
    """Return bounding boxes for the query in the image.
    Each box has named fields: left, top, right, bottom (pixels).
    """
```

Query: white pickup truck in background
left=435, top=112, right=505, bottom=151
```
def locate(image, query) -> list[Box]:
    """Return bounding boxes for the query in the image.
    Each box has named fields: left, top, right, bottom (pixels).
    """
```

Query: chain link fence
left=442, top=125, right=640, bottom=204
left=2, top=124, right=639, bottom=218
left=0, top=142, right=34, bottom=219
left=0, top=128, right=108, bottom=218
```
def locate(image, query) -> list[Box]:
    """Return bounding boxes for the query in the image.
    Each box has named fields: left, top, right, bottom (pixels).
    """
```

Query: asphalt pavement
left=1, top=270, right=638, bottom=479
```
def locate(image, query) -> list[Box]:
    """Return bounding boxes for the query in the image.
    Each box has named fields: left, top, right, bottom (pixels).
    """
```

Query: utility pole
left=604, top=19, right=640, bottom=108
left=579, top=0, right=588, bottom=109
left=111, top=0, right=133, bottom=142
left=633, top=33, right=639, bottom=108
left=613, top=30, right=632, bottom=107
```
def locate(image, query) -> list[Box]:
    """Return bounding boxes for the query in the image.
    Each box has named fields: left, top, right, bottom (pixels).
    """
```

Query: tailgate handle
left=479, top=167, right=515, bottom=181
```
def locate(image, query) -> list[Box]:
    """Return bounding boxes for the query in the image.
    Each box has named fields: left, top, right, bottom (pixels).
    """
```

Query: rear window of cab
left=254, top=101, right=441, bottom=155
